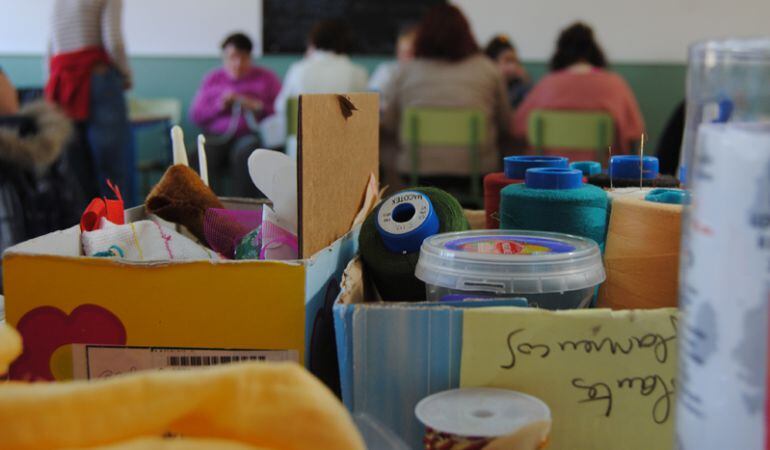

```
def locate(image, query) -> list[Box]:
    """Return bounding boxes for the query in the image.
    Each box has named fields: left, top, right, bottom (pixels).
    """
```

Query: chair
left=527, top=110, right=614, bottom=162
left=128, top=97, right=182, bottom=201
left=400, top=107, right=486, bottom=208
left=286, top=97, right=299, bottom=137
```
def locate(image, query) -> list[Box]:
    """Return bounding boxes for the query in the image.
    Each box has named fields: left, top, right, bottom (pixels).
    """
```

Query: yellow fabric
left=63, top=437, right=267, bottom=450
left=0, top=322, right=22, bottom=374
left=0, top=362, right=365, bottom=450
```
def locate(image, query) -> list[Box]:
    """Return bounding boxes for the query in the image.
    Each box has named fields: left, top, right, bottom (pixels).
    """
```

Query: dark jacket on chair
left=0, top=101, right=83, bottom=290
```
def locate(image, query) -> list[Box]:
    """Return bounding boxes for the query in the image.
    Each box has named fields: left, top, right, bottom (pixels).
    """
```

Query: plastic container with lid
left=415, top=230, right=605, bottom=309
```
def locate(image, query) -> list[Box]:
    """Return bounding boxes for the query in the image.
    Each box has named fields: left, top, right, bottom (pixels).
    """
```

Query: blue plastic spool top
left=610, top=155, right=659, bottom=180
left=525, top=168, right=584, bottom=190
left=570, top=161, right=602, bottom=177
left=375, top=191, right=440, bottom=254
left=504, top=155, right=569, bottom=180
left=645, top=188, right=691, bottom=205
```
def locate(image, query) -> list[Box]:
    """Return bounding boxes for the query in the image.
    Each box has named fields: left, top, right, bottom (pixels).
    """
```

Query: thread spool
left=359, top=187, right=469, bottom=301
left=596, top=188, right=685, bottom=309
left=588, top=155, right=680, bottom=188
left=499, top=168, right=608, bottom=247
left=484, top=156, right=568, bottom=229
left=415, top=388, right=552, bottom=450
left=570, top=161, right=602, bottom=177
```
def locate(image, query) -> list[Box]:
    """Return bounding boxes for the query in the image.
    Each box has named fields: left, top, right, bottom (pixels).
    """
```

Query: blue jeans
left=87, top=67, right=132, bottom=203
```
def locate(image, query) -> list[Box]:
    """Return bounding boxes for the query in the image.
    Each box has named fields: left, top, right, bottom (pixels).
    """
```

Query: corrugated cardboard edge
left=297, top=93, right=379, bottom=258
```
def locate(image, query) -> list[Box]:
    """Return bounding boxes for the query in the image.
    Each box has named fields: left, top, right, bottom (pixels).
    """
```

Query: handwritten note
left=461, top=307, right=678, bottom=450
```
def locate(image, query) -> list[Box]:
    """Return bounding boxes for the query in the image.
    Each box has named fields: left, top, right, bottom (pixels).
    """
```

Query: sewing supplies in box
left=415, top=230, right=605, bottom=309
left=80, top=127, right=297, bottom=262
left=415, top=388, right=551, bottom=450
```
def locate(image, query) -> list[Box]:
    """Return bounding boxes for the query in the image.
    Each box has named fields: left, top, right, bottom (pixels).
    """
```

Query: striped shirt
left=49, top=0, right=131, bottom=83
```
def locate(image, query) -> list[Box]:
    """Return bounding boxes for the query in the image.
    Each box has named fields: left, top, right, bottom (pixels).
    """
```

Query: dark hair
left=221, top=33, right=253, bottom=54
left=550, top=22, right=607, bottom=71
left=309, top=19, right=353, bottom=54
left=414, top=4, right=479, bottom=62
left=485, top=35, right=515, bottom=60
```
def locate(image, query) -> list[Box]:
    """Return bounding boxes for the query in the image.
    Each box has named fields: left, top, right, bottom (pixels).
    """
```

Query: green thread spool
left=359, top=187, right=469, bottom=301
left=499, top=168, right=608, bottom=247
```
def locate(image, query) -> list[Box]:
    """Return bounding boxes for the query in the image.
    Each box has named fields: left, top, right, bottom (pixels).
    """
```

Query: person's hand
left=123, top=78, right=133, bottom=91
left=221, top=91, right=236, bottom=109
left=237, top=95, right=264, bottom=112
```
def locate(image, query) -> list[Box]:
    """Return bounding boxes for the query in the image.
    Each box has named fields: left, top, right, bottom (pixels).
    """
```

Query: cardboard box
left=4, top=93, right=380, bottom=382
left=333, top=258, right=526, bottom=447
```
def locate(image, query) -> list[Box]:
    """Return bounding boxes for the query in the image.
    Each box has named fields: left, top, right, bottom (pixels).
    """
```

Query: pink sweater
left=190, top=66, right=282, bottom=137
left=513, top=68, right=644, bottom=151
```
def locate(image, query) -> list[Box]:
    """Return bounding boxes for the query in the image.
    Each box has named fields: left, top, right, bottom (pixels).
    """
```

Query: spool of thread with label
left=359, top=187, right=469, bottom=301
left=597, top=188, right=687, bottom=309
left=415, top=388, right=552, bottom=450
left=499, top=168, right=609, bottom=247
left=483, top=156, right=568, bottom=229
left=587, top=155, right=680, bottom=188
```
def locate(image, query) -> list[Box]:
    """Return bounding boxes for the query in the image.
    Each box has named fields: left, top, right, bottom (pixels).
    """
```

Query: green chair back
left=527, top=109, right=614, bottom=158
left=286, top=97, right=299, bottom=137
left=400, top=107, right=486, bottom=208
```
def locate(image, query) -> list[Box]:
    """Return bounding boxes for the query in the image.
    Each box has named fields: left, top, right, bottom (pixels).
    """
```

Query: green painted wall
left=0, top=54, right=685, bottom=150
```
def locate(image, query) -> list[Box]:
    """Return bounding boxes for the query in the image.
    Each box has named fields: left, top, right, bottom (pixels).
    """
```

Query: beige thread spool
left=597, top=191, right=683, bottom=309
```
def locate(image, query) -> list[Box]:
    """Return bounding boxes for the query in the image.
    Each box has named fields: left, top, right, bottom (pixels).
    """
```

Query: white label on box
left=71, top=345, right=298, bottom=380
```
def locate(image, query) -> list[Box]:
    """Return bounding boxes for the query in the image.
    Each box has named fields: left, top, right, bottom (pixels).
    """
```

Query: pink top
left=190, top=66, right=282, bottom=137
left=513, top=68, right=645, bottom=150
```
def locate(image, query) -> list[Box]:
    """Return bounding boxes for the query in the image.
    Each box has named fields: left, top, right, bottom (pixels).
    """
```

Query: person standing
left=46, top=0, right=132, bottom=202
left=190, top=33, right=282, bottom=197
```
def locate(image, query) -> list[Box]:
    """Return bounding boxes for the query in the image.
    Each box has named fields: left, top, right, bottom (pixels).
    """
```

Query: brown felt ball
left=145, top=165, right=224, bottom=244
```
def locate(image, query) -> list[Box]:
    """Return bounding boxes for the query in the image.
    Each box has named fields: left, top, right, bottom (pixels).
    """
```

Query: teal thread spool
left=499, top=168, right=609, bottom=247
left=359, top=187, right=469, bottom=301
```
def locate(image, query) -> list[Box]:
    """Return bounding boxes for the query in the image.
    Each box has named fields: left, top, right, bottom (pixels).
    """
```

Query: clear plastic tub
left=415, top=230, right=605, bottom=310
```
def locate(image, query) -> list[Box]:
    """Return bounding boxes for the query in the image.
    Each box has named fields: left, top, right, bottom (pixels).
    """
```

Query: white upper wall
left=452, top=0, right=770, bottom=63
left=0, top=0, right=262, bottom=56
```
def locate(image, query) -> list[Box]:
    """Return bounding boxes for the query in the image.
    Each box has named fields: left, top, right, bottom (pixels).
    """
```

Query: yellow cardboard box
left=3, top=93, right=379, bottom=382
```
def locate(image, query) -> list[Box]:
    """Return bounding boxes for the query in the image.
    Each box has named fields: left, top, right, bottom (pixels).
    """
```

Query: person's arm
left=189, top=73, right=227, bottom=128
left=616, top=76, right=645, bottom=150
left=102, top=0, right=132, bottom=89
left=273, top=64, right=300, bottom=114
left=0, top=72, right=19, bottom=115
left=260, top=72, right=282, bottom=118
left=353, top=65, right=368, bottom=92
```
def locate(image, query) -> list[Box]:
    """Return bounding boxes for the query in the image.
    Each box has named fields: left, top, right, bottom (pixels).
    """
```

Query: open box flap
left=297, top=93, right=379, bottom=258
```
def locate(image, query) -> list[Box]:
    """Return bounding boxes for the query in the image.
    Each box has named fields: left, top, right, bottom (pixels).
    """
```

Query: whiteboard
left=0, top=0, right=262, bottom=56
left=452, top=0, right=770, bottom=63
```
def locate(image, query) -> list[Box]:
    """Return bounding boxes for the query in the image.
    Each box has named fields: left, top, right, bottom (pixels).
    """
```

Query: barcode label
left=166, top=354, right=267, bottom=367
left=71, top=345, right=298, bottom=379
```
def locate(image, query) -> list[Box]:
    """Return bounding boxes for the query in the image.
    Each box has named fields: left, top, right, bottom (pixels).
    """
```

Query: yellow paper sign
left=460, top=307, right=677, bottom=450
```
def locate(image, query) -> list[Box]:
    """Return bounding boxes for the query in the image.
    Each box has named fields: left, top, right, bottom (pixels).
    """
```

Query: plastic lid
left=504, top=156, right=568, bottom=180
left=570, top=161, right=602, bottom=177
left=645, top=188, right=691, bottom=205
left=375, top=191, right=439, bottom=254
left=525, top=168, right=583, bottom=190
left=415, top=230, right=606, bottom=294
left=610, top=155, right=659, bottom=180
left=415, top=388, right=551, bottom=438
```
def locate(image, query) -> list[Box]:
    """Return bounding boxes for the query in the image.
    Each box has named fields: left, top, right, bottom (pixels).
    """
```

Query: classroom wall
left=0, top=54, right=684, bottom=151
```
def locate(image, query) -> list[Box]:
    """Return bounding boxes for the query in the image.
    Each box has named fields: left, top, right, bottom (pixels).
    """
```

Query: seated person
left=484, top=35, right=531, bottom=109
left=381, top=5, right=511, bottom=196
left=368, top=24, right=417, bottom=109
left=190, top=33, right=281, bottom=197
left=272, top=19, right=368, bottom=157
left=513, top=22, right=644, bottom=153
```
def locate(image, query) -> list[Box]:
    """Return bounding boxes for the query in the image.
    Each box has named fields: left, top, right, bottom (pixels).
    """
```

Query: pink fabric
left=513, top=68, right=645, bottom=152
left=190, top=66, right=282, bottom=137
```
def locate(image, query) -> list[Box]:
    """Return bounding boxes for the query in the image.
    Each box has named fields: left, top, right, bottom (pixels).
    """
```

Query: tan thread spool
left=597, top=193, right=683, bottom=309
